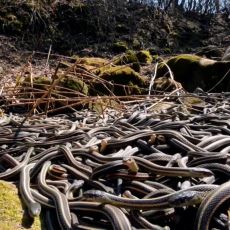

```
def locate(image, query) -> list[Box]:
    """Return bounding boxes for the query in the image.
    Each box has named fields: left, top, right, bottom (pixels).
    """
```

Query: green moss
left=23, top=74, right=89, bottom=95
left=99, top=65, right=144, bottom=85
left=156, top=54, right=230, bottom=92
left=123, top=50, right=138, bottom=63
left=78, top=57, right=109, bottom=67
left=33, top=76, right=52, bottom=85
left=169, top=54, right=202, bottom=63
left=152, top=55, right=159, bottom=62
left=136, top=50, right=153, bottom=64
left=21, top=76, right=52, bottom=90
left=92, top=65, right=145, bottom=95
left=113, top=50, right=140, bottom=72
left=60, top=75, right=89, bottom=95
left=112, top=41, right=128, bottom=53
left=153, top=77, right=180, bottom=92
left=0, top=181, right=41, bottom=230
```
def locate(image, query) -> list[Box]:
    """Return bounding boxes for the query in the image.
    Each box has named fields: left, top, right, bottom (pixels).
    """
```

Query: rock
left=156, top=54, right=230, bottom=92
left=0, top=66, right=3, bottom=74
left=78, top=57, right=110, bottom=68
left=23, top=76, right=52, bottom=90
left=113, top=50, right=140, bottom=72
left=0, top=180, right=42, bottom=230
left=98, top=66, right=145, bottom=85
left=136, top=50, right=153, bottom=64
left=152, top=76, right=182, bottom=92
left=60, top=76, right=89, bottom=95
left=114, top=50, right=153, bottom=72
left=92, top=65, right=146, bottom=95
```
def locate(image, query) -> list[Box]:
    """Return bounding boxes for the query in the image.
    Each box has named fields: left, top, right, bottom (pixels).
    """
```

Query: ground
left=0, top=181, right=42, bottom=230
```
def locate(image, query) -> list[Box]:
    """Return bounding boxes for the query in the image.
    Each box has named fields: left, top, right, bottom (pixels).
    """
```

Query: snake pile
left=0, top=92, right=230, bottom=230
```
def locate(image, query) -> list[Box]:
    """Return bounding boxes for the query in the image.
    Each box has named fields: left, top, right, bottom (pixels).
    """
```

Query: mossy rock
left=152, top=77, right=182, bottom=92
left=0, top=180, right=42, bottom=230
left=59, top=75, right=89, bottom=95
left=78, top=57, right=109, bottom=67
left=136, top=50, right=153, bottom=64
left=112, top=41, right=128, bottom=53
left=156, top=54, right=230, bottom=92
left=22, top=76, right=52, bottom=90
left=99, top=66, right=144, bottom=85
left=113, top=50, right=140, bottom=72
left=22, top=75, right=89, bottom=96
left=76, top=57, right=111, bottom=73
left=92, top=66, right=146, bottom=95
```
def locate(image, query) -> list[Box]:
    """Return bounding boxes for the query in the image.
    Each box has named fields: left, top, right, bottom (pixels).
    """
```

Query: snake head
left=168, top=191, right=205, bottom=207
left=189, top=167, right=213, bottom=177
left=29, top=202, right=42, bottom=217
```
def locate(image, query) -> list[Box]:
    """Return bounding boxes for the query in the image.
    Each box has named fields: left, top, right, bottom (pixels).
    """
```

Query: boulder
left=157, top=54, right=230, bottom=92
left=113, top=50, right=140, bottom=72
left=136, top=50, right=153, bottom=64
left=92, top=65, right=146, bottom=95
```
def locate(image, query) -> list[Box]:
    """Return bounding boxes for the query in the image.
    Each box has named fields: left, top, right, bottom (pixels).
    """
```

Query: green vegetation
left=136, top=50, right=153, bottom=64
left=60, top=76, right=89, bottom=95
left=0, top=181, right=41, bottom=230
left=78, top=57, right=110, bottom=68
left=93, top=65, right=146, bottom=95
left=99, top=66, right=144, bottom=85
left=113, top=50, right=140, bottom=72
